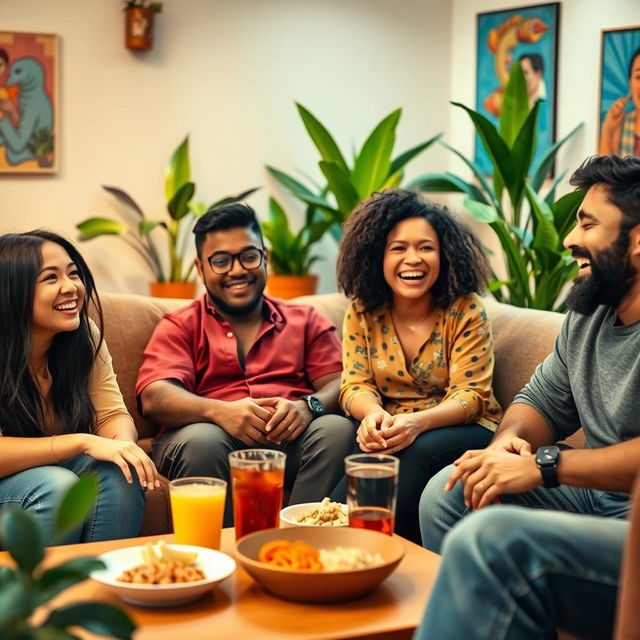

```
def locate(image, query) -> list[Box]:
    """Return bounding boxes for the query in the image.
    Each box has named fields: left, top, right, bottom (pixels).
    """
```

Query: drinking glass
left=229, top=449, right=286, bottom=540
left=169, top=477, right=227, bottom=549
left=345, top=453, right=399, bottom=536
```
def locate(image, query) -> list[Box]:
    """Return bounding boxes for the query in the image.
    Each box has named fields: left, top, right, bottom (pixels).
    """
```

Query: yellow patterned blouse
left=339, top=294, right=502, bottom=431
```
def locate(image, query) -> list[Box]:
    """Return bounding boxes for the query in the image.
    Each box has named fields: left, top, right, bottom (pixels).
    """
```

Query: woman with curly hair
left=337, top=189, right=502, bottom=542
left=0, top=230, right=159, bottom=543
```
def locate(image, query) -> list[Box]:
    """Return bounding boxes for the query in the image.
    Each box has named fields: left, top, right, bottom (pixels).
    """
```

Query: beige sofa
left=99, top=291, right=577, bottom=536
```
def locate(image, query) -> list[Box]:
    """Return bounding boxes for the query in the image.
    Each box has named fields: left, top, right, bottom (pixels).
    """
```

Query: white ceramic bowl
left=90, top=544, right=236, bottom=607
left=280, top=502, right=348, bottom=528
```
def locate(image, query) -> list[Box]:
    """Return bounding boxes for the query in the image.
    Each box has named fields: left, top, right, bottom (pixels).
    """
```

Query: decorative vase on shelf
left=149, top=281, right=197, bottom=299
left=266, top=274, right=318, bottom=300
left=125, top=7, right=156, bottom=51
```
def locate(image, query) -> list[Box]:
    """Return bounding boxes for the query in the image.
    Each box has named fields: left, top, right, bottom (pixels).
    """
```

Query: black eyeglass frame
left=206, top=247, right=265, bottom=274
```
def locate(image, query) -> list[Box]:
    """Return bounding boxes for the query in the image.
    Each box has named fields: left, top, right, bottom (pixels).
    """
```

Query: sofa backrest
left=100, top=291, right=582, bottom=447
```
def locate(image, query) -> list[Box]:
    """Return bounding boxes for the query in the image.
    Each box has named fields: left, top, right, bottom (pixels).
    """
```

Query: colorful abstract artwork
left=475, top=3, right=559, bottom=174
left=0, top=32, right=58, bottom=174
left=598, top=26, right=640, bottom=158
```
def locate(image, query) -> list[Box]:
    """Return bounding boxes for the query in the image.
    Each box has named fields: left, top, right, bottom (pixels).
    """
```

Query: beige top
left=1, top=333, right=132, bottom=436
left=339, top=294, right=502, bottom=431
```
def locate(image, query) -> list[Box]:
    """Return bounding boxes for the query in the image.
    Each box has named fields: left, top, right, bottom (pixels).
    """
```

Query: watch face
left=308, top=396, right=323, bottom=414
left=536, top=446, right=559, bottom=467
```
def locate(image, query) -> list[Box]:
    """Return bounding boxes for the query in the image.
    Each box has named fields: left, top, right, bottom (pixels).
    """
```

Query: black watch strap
left=300, top=394, right=324, bottom=418
left=535, top=445, right=560, bottom=488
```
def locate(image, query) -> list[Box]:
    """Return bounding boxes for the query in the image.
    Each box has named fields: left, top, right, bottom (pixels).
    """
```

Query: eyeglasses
left=207, top=248, right=265, bottom=274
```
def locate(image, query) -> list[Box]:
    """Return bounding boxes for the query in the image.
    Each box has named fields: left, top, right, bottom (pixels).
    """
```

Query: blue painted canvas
left=474, top=3, right=559, bottom=175
left=598, top=27, right=640, bottom=158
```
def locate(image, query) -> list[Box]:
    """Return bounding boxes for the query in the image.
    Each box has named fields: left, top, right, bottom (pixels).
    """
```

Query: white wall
left=1, top=0, right=452, bottom=295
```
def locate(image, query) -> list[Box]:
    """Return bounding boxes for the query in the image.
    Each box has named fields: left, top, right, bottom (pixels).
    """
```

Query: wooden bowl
left=235, top=527, right=404, bottom=603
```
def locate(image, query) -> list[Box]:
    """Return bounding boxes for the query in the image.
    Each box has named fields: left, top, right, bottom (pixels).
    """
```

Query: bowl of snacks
left=280, top=497, right=348, bottom=528
left=235, top=526, right=404, bottom=603
left=90, top=540, right=236, bottom=606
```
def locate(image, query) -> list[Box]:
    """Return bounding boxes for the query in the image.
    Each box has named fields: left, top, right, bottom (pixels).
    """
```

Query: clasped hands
left=444, top=435, right=543, bottom=510
left=357, top=408, right=422, bottom=455
left=218, top=396, right=313, bottom=446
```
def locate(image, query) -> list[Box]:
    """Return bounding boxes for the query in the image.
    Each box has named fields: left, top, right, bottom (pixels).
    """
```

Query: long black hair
left=337, top=189, right=489, bottom=313
left=0, top=230, right=104, bottom=437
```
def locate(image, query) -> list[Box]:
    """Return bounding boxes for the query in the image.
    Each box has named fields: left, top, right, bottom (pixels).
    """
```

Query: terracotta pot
left=266, top=274, right=318, bottom=300
left=125, top=7, right=156, bottom=51
left=149, top=281, right=197, bottom=299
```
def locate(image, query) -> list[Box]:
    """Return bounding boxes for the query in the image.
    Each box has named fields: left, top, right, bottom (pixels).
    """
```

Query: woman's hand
left=81, top=434, right=160, bottom=490
left=377, top=413, right=423, bottom=454
left=357, top=409, right=393, bottom=452
left=603, top=95, right=630, bottom=132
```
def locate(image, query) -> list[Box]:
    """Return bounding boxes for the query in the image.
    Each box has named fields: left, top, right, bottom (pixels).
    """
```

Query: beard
left=205, top=276, right=265, bottom=317
left=565, top=235, right=635, bottom=315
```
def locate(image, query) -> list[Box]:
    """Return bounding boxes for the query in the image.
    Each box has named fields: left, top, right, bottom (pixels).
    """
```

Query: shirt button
left=226, top=332, right=233, bottom=338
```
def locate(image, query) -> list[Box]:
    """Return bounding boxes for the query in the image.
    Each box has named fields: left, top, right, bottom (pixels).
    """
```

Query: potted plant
left=0, top=475, right=136, bottom=639
left=409, top=64, right=584, bottom=311
left=261, top=197, right=332, bottom=299
left=267, top=103, right=441, bottom=242
left=77, top=135, right=259, bottom=299
left=124, top=1, right=162, bottom=51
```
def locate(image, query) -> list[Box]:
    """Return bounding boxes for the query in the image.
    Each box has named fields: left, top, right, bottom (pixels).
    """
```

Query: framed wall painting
left=0, top=31, right=58, bottom=174
left=475, top=3, right=559, bottom=175
left=598, top=26, right=640, bottom=158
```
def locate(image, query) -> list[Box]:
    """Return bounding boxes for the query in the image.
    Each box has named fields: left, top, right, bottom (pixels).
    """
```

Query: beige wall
left=1, top=0, right=452, bottom=294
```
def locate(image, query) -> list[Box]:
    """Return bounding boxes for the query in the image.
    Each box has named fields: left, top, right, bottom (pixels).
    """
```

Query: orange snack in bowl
left=258, top=539, right=323, bottom=571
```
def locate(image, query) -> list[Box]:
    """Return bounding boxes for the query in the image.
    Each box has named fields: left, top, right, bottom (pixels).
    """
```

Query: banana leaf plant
left=0, top=475, right=136, bottom=640
left=261, top=197, right=332, bottom=275
left=267, top=103, right=441, bottom=242
left=409, top=64, right=584, bottom=311
left=77, top=136, right=259, bottom=283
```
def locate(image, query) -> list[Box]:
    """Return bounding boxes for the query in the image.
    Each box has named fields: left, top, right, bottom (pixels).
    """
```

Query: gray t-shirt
left=514, top=305, right=640, bottom=449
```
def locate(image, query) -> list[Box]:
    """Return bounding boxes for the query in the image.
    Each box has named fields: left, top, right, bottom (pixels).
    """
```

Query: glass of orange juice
left=169, top=477, right=227, bottom=549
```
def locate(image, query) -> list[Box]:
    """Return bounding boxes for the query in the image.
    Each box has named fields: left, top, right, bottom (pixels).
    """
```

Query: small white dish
left=280, top=502, right=348, bottom=528
left=90, top=544, right=236, bottom=607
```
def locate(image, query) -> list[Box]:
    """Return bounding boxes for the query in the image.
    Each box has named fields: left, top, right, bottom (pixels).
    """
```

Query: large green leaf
left=167, top=182, right=195, bottom=221
left=0, top=578, right=33, bottom=629
left=530, top=123, right=583, bottom=192
left=453, top=102, right=516, bottom=197
left=0, top=509, right=44, bottom=574
left=389, top=133, right=441, bottom=175
left=552, top=189, right=584, bottom=244
left=102, top=186, right=145, bottom=219
left=45, top=602, right=136, bottom=639
left=543, top=169, right=568, bottom=205
left=499, top=63, right=530, bottom=147
left=35, top=558, right=105, bottom=607
left=296, top=103, right=349, bottom=173
left=408, top=172, right=488, bottom=204
left=319, top=161, right=360, bottom=217
left=164, top=136, right=191, bottom=203
left=266, top=166, right=340, bottom=217
left=138, top=219, right=166, bottom=236
left=351, top=108, right=401, bottom=199
left=54, top=475, right=99, bottom=541
left=462, top=198, right=499, bottom=224
left=509, top=101, right=540, bottom=214
left=525, top=184, right=559, bottom=272
left=76, top=218, right=128, bottom=239
left=534, top=255, right=578, bottom=310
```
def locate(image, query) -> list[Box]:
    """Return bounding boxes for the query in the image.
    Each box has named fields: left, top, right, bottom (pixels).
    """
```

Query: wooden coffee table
left=1, top=528, right=440, bottom=640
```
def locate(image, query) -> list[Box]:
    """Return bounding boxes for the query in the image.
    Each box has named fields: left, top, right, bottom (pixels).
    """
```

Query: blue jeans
left=420, top=464, right=630, bottom=554
left=413, top=505, right=626, bottom=640
left=0, top=455, right=145, bottom=545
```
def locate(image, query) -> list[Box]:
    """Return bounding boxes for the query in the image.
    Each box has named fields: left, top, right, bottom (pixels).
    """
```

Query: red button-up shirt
left=136, top=295, right=342, bottom=409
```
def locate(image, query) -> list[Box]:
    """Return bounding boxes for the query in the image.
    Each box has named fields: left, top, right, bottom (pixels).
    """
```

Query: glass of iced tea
left=169, top=477, right=227, bottom=549
left=229, top=449, right=286, bottom=540
left=345, top=453, right=399, bottom=536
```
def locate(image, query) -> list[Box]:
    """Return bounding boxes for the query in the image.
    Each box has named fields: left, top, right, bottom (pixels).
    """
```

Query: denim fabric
left=0, top=455, right=145, bottom=545
left=152, top=415, right=356, bottom=527
left=413, top=506, right=625, bottom=640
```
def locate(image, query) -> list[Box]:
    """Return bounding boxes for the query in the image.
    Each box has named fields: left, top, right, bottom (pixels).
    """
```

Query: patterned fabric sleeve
left=442, top=299, right=496, bottom=422
left=339, top=301, right=382, bottom=415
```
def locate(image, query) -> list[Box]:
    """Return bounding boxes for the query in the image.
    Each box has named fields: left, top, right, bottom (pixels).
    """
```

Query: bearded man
left=136, top=203, right=354, bottom=526
left=416, top=154, right=640, bottom=640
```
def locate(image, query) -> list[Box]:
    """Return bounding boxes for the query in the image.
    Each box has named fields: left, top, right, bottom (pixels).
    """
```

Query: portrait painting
left=475, top=3, right=559, bottom=175
left=598, top=26, right=640, bottom=158
left=0, top=32, right=58, bottom=174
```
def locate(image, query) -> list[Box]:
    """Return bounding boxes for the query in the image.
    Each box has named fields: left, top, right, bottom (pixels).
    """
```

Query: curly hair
left=337, top=189, right=489, bottom=313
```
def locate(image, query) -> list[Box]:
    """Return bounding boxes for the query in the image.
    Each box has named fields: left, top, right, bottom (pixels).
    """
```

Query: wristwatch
left=300, top=394, right=324, bottom=419
left=535, top=445, right=560, bottom=488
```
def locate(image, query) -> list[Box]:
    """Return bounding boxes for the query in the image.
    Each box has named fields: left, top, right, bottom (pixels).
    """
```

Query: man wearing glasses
left=136, top=203, right=354, bottom=525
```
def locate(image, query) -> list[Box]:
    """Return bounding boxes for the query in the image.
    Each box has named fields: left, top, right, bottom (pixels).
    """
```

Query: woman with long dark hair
left=0, top=230, right=159, bottom=542
left=337, top=189, right=502, bottom=542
